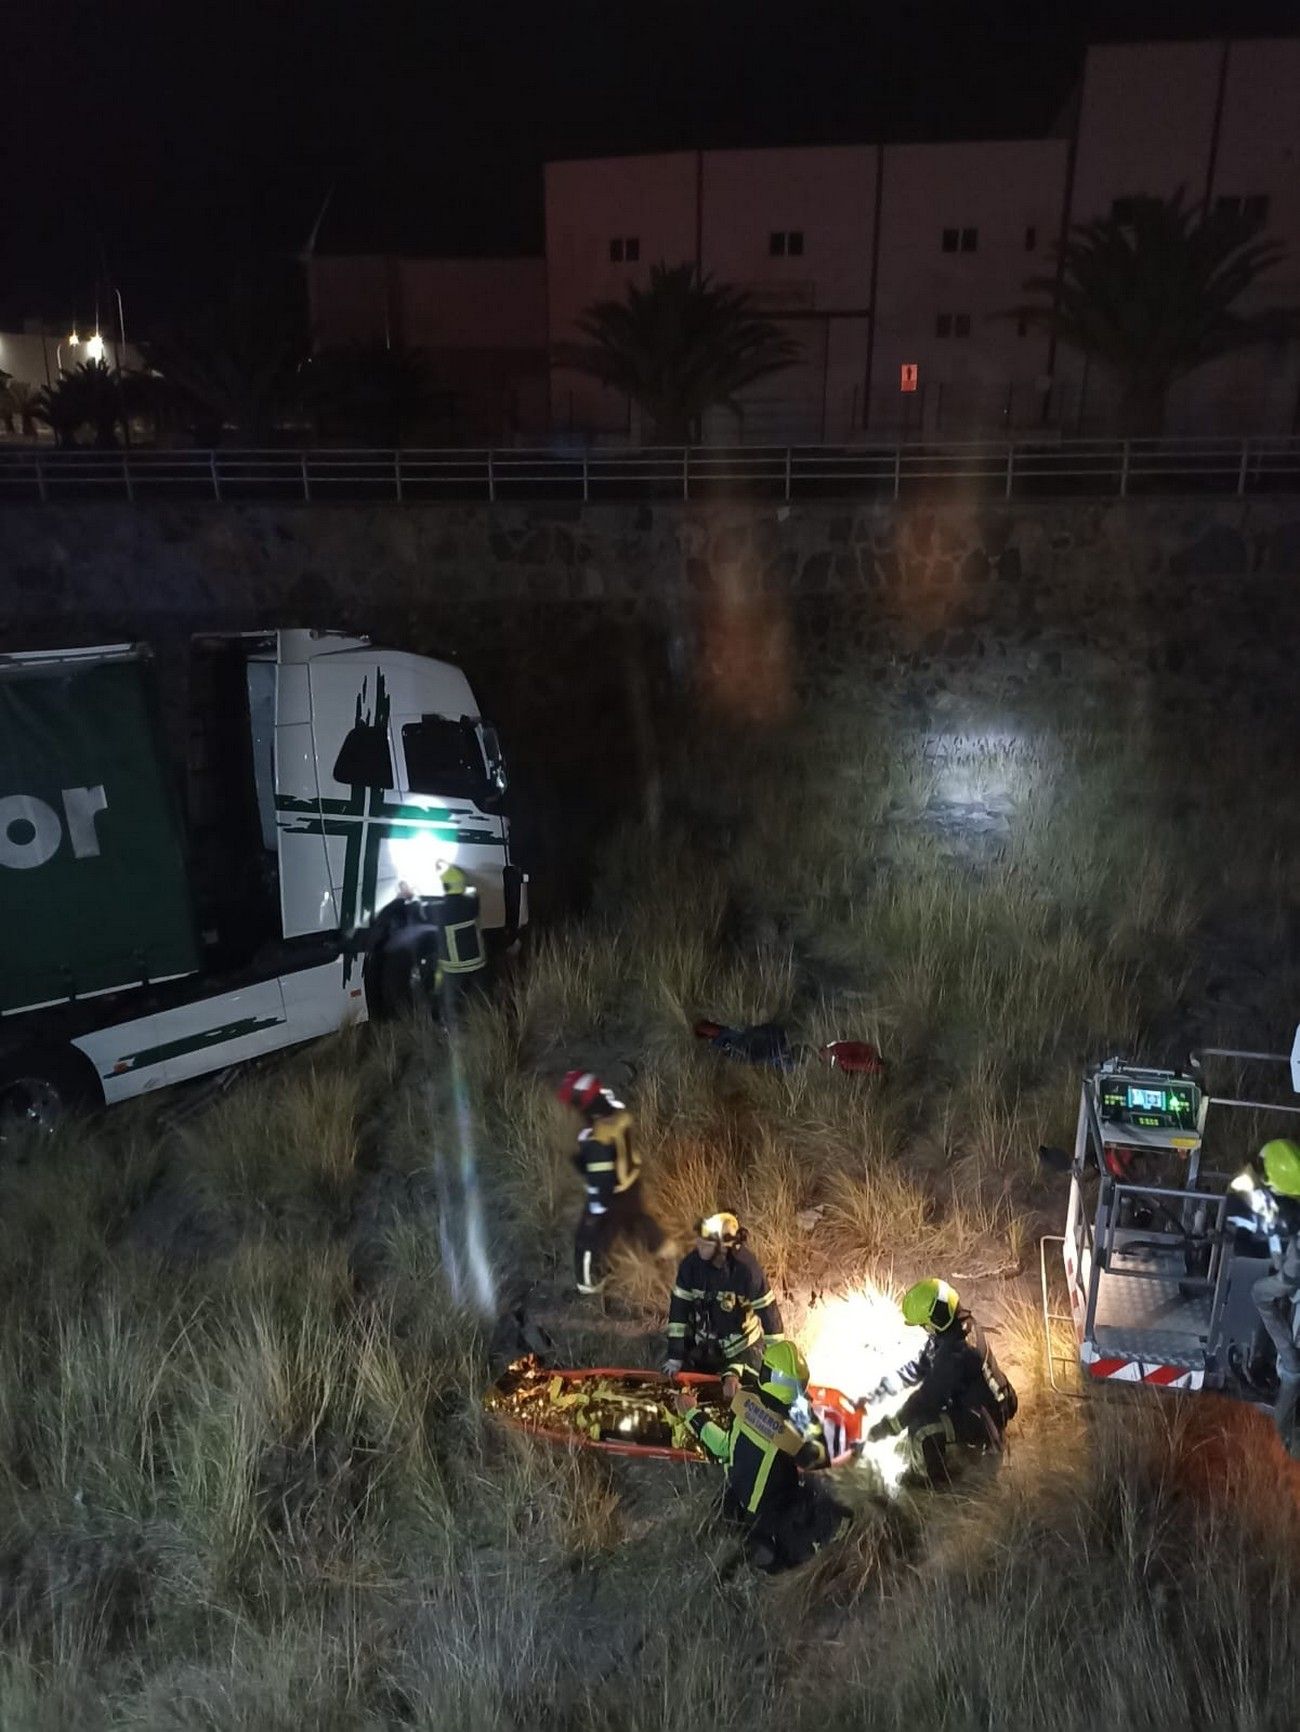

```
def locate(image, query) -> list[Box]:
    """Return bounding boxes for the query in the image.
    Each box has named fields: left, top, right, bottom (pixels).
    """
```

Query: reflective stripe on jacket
left=574, top=1111, right=641, bottom=1206
left=687, top=1387, right=815, bottom=1520
left=896, top=1310, right=1014, bottom=1435
left=666, top=1245, right=783, bottom=1366
left=436, top=889, right=485, bottom=975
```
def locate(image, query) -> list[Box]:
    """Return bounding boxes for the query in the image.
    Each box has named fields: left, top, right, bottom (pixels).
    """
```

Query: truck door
left=301, top=659, right=400, bottom=937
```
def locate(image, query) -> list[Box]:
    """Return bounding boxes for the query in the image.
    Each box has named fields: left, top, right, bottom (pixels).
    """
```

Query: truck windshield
left=401, top=717, right=487, bottom=801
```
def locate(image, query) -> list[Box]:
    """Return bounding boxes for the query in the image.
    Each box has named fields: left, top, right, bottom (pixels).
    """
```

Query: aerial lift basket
left=1041, top=1032, right=1300, bottom=1399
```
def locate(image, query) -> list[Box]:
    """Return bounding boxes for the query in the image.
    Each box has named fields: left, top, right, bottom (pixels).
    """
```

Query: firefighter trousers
left=911, top=1404, right=1006, bottom=1483
left=1252, top=1272, right=1300, bottom=1376
left=738, top=1478, right=853, bottom=1574
left=1252, top=1272, right=1300, bottom=1453
left=574, top=1187, right=665, bottom=1293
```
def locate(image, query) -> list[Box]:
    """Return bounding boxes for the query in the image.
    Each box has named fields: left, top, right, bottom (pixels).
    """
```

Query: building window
left=1024, top=224, right=1037, bottom=251
left=960, top=227, right=978, bottom=252
left=941, top=227, right=959, bottom=253
left=936, top=313, right=953, bottom=338
left=936, top=312, right=971, bottom=338
left=769, top=230, right=804, bottom=257
left=954, top=313, right=971, bottom=338
left=609, top=236, right=639, bottom=262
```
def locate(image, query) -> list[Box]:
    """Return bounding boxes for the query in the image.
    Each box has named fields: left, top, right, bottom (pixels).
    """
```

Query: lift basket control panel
left=1097, top=1071, right=1201, bottom=1132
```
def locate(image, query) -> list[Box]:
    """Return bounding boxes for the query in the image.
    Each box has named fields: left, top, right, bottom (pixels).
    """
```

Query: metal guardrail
left=1, top=437, right=1298, bottom=505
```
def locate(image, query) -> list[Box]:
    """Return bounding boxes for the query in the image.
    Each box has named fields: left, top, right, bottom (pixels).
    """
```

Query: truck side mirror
left=477, top=722, right=507, bottom=798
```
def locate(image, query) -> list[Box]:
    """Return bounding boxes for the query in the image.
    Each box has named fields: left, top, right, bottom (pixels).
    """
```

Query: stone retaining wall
left=3, top=495, right=1295, bottom=908
left=1, top=493, right=1297, bottom=740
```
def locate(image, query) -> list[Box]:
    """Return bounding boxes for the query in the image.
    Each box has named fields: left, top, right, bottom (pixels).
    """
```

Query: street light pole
left=112, top=287, right=130, bottom=446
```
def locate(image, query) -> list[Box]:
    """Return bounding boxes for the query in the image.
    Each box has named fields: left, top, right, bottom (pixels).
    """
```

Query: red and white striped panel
left=1061, top=1247, right=1205, bottom=1390
left=1084, top=1356, right=1203, bottom=1390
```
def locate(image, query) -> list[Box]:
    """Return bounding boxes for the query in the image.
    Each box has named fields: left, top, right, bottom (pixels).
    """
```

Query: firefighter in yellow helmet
left=866, top=1279, right=1017, bottom=1482
left=672, top=1338, right=851, bottom=1572
left=432, top=861, right=487, bottom=1011
left=1244, top=1140, right=1300, bottom=1456
left=662, top=1211, right=784, bottom=1377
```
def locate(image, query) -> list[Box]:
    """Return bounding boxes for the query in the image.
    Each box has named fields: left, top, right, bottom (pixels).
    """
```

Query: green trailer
left=0, top=644, right=201, bottom=1016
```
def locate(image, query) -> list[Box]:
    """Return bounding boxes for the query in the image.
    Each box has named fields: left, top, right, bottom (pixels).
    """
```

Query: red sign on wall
left=900, top=363, right=919, bottom=393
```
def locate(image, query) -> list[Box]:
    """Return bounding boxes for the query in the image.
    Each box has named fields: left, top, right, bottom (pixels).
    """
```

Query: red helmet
left=819, top=1040, right=886, bottom=1076
left=556, top=1070, right=607, bottom=1112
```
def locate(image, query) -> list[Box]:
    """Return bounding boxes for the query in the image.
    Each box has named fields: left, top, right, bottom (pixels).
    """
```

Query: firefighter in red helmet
left=556, top=1070, right=672, bottom=1295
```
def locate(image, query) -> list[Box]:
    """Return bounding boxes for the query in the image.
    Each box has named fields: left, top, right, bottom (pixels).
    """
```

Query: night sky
left=5, top=0, right=1298, bottom=330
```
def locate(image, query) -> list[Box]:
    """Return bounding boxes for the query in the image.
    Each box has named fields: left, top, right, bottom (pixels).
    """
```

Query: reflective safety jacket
left=667, top=1245, right=784, bottom=1369
left=897, top=1309, right=1015, bottom=1436
left=685, top=1386, right=823, bottom=1521
left=435, top=888, right=486, bottom=976
left=574, top=1110, right=641, bottom=1213
left=731, top=1365, right=830, bottom=1468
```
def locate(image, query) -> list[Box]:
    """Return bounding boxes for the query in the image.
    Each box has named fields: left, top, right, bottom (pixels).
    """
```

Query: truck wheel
left=0, top=1045, right=104, bottom=1136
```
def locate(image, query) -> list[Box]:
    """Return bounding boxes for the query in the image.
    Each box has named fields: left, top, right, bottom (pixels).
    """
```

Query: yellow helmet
left=440, top=864, right=468, bottom=895
left=697, top=1211, right=740, bottom=1246
left=902, top=1278, right=960, bottom=1332
left=759, top=1339, right=809, bottom=1404
left=1262, top=1140, right=1300, bottom=1199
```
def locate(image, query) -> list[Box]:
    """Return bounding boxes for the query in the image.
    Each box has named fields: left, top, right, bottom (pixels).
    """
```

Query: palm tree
left=1013, top=190, right=1294, bottom=436
left=35, top=360, right=127, bottom=449
left=556, top=263, right=801, bottom=443
left=8, top=381, right=43, bottom=440
left=145, top=289, right=307, bottom=445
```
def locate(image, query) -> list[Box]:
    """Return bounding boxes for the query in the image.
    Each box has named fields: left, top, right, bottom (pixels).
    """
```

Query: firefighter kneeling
left=867, top=1279, right=1017, bottom=1483
left=673, top=1340, right=852, bottom=1573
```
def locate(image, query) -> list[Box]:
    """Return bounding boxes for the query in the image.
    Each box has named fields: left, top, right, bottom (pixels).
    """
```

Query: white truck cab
left=0, top=628, right=526, bottom=1125
left=258, top=629, right=518, bottom=938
